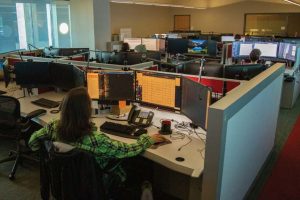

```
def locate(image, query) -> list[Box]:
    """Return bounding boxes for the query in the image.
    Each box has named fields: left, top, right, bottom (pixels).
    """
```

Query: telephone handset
left=127, top=105, right=154, bottom=127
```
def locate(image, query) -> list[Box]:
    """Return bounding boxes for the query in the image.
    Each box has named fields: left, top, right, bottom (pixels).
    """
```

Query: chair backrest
left=0, top=96, right=20, bottom=130
left=40, top=139, right=106, bottom=200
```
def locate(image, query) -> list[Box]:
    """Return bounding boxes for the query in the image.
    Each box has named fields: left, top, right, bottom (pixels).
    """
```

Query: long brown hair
left=57, top=87, right=92, bottom=142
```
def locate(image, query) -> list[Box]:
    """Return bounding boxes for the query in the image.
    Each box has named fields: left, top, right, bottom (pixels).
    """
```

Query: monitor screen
left=221, top=36, right=235, bottom=42
left=49, top=63, right=85, bottom=90
left=278, top=43, right=297, bottom=61
left=181, top=77, right=211, bottom=129
left=15, top=62, right=52, bottom=88
left=135, top=71, right=181, bottom=110
left=224, top=64, right=267, bottom=80
left=124, top=38, right=142, bottom=50
left=87, top=71, right=135, bottom=101
left=188, top=39, right=208, bottom=54
left=167, top=38, right=188, bottom=54
left=253, top=42, right=278, bottom=57
left=142, top=38, right=159, bottom=51
left=232, top=42, right=254, bottom=58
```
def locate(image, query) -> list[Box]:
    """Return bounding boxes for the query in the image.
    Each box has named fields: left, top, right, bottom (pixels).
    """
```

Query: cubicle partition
left=202, top=63, right=285, bottom=200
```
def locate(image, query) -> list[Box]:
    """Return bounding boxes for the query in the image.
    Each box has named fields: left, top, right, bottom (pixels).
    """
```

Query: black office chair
left=39, top=139, right=107, bottom=200
left=0, top=95, right=45, bottom=179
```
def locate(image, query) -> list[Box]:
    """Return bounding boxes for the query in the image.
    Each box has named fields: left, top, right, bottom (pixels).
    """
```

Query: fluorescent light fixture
left=110, top=0, right=206, bottom=9
left=283, top=0, right=300, bottom=6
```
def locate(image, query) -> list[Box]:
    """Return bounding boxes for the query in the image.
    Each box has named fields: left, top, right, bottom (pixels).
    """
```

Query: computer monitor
left=232, top=42, right=254, bottom=58
left=101, top=51, right=112, bottom=63
left=43, top=47, right=60, bottom=58
left=87, top=71, right=135, bottom=102
left=224, top=64, right=267, bottom=80
left=181, top=77, right=211, bottom=129
left=188, top=39, right=208, bottom=54
left=221, top=36, right=235, bottom=43
left=49, top=63, right=85, bottom=90
left=167, top=38, right=188, bottom=54
left=278, top=43, right=297, bottom=61
left=135, top=71, right=181, bottom=110
left=142, top=38, right=159, bottom=51
left=124, top=38, right=142, bottom=50
left=110, top=52, right=125, bottom=65
left=253, top=42, right=278, bottom=58
left=126, top=52, right=143, bottom=65
left=15, top=62, right=52, bottom=88
left=15, top=61, right=85, bottom=90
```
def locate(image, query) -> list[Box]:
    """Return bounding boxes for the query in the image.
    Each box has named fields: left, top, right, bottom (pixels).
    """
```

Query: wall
left=69, top=0, right=95, bottom=49
left=110, top=3, right=172, bottom=37
left=170, top=1, right=300, bottom=34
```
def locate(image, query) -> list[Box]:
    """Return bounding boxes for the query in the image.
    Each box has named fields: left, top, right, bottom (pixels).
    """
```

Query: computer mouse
left=134, top=128, right=147, bottom=136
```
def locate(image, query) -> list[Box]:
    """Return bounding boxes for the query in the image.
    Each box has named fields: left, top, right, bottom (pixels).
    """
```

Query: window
left=0, top=0, right=72, bottom=53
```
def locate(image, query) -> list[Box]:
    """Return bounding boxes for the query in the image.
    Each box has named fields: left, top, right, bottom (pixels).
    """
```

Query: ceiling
left=110, top=0, right=300, bottom=9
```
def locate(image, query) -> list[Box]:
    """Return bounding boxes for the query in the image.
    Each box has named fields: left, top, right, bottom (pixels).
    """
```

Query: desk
left=14, top=90, right=206, bottom=177
left=0, top=82, right=205, bottom=199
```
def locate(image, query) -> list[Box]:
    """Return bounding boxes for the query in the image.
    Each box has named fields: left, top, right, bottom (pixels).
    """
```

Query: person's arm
left=28, top=122, right=56, bottom=151
left=76, top=133, right=155, bottom=159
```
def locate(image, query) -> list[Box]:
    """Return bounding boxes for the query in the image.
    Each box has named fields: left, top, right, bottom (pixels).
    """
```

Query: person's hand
left=150, top=134, right=166, bottom=144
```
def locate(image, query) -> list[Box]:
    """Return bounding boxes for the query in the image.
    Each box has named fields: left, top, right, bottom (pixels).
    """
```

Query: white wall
left=69, top=0, right=95, bottom=49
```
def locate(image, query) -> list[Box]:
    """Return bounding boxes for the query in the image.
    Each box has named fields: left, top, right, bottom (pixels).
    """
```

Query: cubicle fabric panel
left=202, top=63, right=285, bottom=200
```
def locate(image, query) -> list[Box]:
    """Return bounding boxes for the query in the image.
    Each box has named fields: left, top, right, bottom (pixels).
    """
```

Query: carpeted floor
left=0, top=97, right=300, bottom=200
left=257, top=116, right=300, bottom=200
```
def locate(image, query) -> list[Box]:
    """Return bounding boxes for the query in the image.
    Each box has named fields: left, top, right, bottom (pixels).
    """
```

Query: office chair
left=0, top=95, right=46, bottom=179
left=39, top=139, right=107, bottom=200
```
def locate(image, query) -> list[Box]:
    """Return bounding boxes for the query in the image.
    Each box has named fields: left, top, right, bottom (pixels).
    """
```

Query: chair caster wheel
left=9, top=174, right=15, bottom=180
left=8, top=152, right=13, bottom=156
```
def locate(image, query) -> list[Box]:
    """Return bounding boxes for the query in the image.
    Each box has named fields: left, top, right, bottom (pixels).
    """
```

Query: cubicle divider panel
left=186, top=76, right=241, bottom=94
left=202, top=63, right=285, bottom=200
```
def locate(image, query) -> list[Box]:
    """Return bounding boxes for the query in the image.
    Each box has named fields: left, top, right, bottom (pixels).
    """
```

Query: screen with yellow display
left=136, top=71, right=181, bottom=110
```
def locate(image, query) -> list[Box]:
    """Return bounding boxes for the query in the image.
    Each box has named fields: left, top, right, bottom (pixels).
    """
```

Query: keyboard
left=31, top=98, right=60, bottom=109
left=100, top=121, right=138, bottom=139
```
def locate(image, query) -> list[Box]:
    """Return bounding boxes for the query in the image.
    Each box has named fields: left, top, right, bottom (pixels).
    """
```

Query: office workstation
left=1, top=0, right=300, bottom=200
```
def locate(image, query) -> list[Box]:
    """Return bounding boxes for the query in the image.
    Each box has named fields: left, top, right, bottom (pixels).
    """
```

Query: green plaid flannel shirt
left=28, top=120, right=154, bottom=182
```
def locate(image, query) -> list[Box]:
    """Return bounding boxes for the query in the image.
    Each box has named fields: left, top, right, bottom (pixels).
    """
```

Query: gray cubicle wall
left=202, top=63, right=285, bottom=200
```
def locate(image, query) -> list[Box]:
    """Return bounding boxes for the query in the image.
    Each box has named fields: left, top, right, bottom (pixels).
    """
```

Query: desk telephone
left=127, top=105, right=154, bottom=127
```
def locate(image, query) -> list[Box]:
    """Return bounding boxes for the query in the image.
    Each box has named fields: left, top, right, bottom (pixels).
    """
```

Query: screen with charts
left=87, top=71, right=135, bottom=101
left=253, top=42, right=278, bottom=58
left=135, top=71, right=181, bottom=110
left=278, top=43, right=297, bottom=61
left=124, top=38, right=142, bottom=50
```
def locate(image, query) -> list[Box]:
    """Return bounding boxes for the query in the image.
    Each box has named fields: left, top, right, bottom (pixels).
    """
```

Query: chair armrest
left=24, top=109, right=47, bottom=120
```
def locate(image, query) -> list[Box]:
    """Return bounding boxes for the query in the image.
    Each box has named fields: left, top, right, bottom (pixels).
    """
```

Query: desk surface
left=0, top=82, right=206, bottom=177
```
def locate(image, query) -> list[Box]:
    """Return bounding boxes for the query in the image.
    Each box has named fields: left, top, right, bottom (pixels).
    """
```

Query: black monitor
left=224, top=64, right=266, bottom=80
left=167, top=38, right=188, bottom=54
left=87, top=71, right=135, bottom=102
left=15, top=61, right=85, bottom=90
left=207, top=40, right=217, bottom=56
left=181, top=77, right=211, bottom=129
left=49, top=63, right=85, bottom=90
left=15, top=62, right=52, bottom=88
left=110, top=52, right=125, bottom=65
left=126, top=52, right=143, bottom=65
